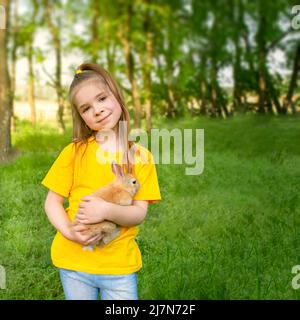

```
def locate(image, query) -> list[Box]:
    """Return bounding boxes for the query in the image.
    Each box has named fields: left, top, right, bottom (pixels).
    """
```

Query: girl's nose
left=94, top=105, right=105, bottom=116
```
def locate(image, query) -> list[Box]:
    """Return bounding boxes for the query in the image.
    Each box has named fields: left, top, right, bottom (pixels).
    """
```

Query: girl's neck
left=95, top=127, right=123, bottom=153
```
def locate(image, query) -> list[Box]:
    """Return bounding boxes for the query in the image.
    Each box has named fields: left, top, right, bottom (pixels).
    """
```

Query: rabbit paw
left=83, top=245, right=95, bottom=251
left=98, top=228, right=121, bottom=248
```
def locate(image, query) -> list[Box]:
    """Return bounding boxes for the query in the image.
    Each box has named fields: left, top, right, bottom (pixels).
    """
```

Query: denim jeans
left=59, top=268, right=138, bottom=300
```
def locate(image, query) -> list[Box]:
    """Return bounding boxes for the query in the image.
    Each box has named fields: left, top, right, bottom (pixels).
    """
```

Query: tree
left=26, top=0, right=39, bottom=126
left=118, top=0, right=142, bottom=128
left=0, top=0, right=12, bottom=161
left=10, top=0, right=20, bottom=132
left=42, top=0, right=66, bottom=133
left=283, top=43, right=300, bottom=114
left=250, top=0, right=295, bottom=114
left=139, top=0, right=154, bottom=133
left=17, top=0, right=40, bottom=126
left=90, top=0, right=100, bottom=63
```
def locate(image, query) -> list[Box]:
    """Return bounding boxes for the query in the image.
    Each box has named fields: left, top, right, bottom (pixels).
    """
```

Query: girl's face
left=74, top=81, right=122, bottom=132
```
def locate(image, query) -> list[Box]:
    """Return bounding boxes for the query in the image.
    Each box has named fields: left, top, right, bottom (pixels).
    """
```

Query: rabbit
left=74, top=160, right=140, bottom=250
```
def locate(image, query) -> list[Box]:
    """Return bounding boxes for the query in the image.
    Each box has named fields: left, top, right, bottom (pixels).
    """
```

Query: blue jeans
left=59, top=268, right=138, bottom=300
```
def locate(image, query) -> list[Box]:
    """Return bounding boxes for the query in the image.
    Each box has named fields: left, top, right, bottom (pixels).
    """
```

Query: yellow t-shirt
left=41, top=136, right=161, bottom=275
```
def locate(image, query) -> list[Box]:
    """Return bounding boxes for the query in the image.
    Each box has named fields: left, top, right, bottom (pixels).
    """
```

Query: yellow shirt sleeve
left=133, top=147, right=161, bottom=204
left=41, top=143, right=75, bottom=197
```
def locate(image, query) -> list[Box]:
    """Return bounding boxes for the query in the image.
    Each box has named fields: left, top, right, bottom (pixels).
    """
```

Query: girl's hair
left=68, top=62, right=137, bottom=174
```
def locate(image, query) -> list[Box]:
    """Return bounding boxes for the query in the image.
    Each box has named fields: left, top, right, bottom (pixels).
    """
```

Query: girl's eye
left=82, top=106, right=90, bottom=113
left=99, top=96, right=107, bottom=102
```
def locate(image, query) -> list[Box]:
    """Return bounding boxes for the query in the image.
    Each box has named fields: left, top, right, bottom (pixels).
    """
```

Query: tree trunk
left=106, top=42, right=116, bottom=76
left=210, top=59, right=223, bottom=117
left=119, top=2, right=142, bottom=128
left=199, top=55, right=207, bottom=115
left=233, top=51, right=242, bottom=112
left=199, top=80, right=207, bottom=115
left=27, top=0, right=38, bottom=126
left=166, top=88, right=176, bottom=118
left=165, top=15, right=176, bottom=118
left=28, top=37, right=36, bottom=126
left=283, top=43, right=300, bottom=114
left=256, top=6, right=273, bottom=114
left=241, top=31, right=255, bottom=75
left=55, top=35, right=65, bottom=133
left=43, top=0, right=65, bottom=133
left=141, top=0, right=153, bottom=133
left=0, top=0, right=12, bottom=161
left=257, top=17, right=267, bottom=114
left=233, top=0, right=244, bottom=113
left=266, top=72, right=282, bottom=114
left=155, top=55, right=172, bottom=116
left=91, top=0, right=100, bottom=63
left=10, top=0, right=19, bottom=133
left=102, top=7, right=116, bottom=75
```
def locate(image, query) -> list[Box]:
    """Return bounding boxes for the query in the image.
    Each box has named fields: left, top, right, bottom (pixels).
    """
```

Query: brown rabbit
left=74, top=161, right=140, bottom=250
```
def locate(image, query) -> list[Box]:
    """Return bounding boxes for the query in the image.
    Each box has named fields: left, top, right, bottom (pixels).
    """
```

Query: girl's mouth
left=97, top=113, right=111, bottom=123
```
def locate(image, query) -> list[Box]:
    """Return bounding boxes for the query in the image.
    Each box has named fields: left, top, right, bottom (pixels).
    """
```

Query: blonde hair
left=68, top=62, right=137, bottom=174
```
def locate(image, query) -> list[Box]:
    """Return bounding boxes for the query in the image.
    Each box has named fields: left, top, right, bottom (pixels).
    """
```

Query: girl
left=41, top=63, right=161, bottom=300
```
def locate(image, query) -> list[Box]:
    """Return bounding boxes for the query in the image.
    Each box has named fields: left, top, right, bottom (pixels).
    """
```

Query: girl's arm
left=75, top=197, right=149, bottom=227
left=44, top=190, right=103, bottom=245
left=44, top=190, right=73, bottom=239
left=105, top=200, right=148, bottom=227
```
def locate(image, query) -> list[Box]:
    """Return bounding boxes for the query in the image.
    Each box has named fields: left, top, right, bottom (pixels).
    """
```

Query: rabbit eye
left=132, top=180, right=136, bottom=184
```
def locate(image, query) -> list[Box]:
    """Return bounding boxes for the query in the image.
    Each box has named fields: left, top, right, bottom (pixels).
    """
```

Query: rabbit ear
left=111, top=161, right=125, bottom=178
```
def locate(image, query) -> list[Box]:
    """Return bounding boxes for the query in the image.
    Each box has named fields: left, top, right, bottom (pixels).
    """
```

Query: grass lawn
left=0, top=113, right=300, bottom=299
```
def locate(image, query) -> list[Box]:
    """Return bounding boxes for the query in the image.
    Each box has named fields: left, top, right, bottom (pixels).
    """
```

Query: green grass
left=0, top=114, right=300, bottom=299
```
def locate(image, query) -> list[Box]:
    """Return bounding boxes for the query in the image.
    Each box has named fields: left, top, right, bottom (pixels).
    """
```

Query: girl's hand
left=67, top=223, right=104, bottom=246
left=75, top=196, right=109, bottom=224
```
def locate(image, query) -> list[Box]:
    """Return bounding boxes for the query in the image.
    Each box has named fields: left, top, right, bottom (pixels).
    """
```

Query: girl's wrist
left=61, top=222, right=75, bottom=241
left=104, top=201, right=113, bottom=221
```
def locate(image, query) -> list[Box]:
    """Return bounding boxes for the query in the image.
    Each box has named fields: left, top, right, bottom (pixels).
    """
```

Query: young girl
left=41, top=63, right=161, bottom=300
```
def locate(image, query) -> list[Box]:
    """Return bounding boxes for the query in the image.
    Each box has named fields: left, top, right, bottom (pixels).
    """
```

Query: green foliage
left=10, top=0, right=300, bottom=117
